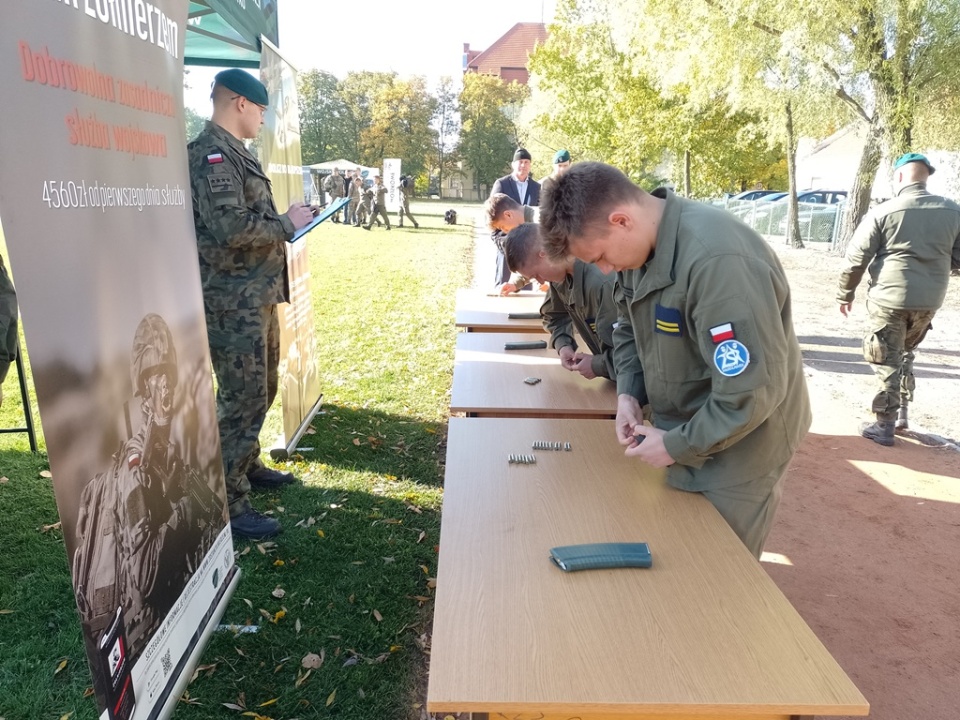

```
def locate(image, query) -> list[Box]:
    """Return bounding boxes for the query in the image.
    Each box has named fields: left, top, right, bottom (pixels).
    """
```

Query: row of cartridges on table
left=508, top=441, right=573, bottom=464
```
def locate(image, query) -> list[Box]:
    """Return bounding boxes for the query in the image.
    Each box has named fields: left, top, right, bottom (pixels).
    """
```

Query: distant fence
left=718, top=198, right=847, bottom=248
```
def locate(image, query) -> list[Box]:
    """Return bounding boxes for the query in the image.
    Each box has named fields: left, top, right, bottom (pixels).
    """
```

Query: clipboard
left=289, top=197, right=350, bottom=242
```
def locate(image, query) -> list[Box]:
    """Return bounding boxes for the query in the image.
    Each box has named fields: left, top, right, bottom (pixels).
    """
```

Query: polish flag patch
left=206, top=153, right=223, bottom=164
left=709, top=323, right=735, bottom=344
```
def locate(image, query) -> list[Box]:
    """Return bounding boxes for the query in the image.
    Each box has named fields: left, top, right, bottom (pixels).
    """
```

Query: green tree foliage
left=364, top=76, right=438, bottom=179
left=432, top=77, right=461, bottom=194
left=525, top=0, right=786, bottom=196
left=183, top=105, right=206, bottom=142
left=297, top=69, right=354, bottom=164
left=340, top=71, right=398, bottom=165
left=458, top=73, right=529, bottom=195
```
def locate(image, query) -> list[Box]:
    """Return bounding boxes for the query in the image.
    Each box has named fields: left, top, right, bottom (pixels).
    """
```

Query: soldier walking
left=363, top=175, right=391, bottom=230
left=397, top=174, right=419, bottom=228
left=323, top=167, right=345, bottom=223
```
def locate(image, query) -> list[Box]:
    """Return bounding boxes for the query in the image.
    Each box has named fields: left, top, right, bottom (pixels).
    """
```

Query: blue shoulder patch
left=654, top=304, right=684, bottom=337
left=713, top=339, right=750, bottom=376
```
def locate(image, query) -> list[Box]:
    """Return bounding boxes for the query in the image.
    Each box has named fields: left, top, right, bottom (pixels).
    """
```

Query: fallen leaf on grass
left=271, top=610, right=286, bottom=623
left=0, top=476, right=8, bottom=484
left=316, top=529, right=325, bottom=538
left=0, top=609, right=13, bottom=615
left=426, top=578, right=437, bottom=589
left=58, top=713, right=73, bottom=720
left=352, top=438, right=361, bottom=446
left=326, top=689, right=337, bottom=707
left=382, top=556, right=395, bottom=564
left=301, top=650, right=324, bottom=669
left=271, top=587, right=285, bottom=599
left=342, top=657, right=358, bottom=668
left=425, top=427, right=436, bottom=434
left=235, top=647, right=247, bottom=657
left=83, top=688, right=94, bottom=698
left=179, top=691, right=201, bottom=705
left=258, top=698, right=278, bottom=707
left=243, top=598, right=253, bottom=609
left=222, top=702, right=245, bottom=711
left=54, top=659, right=68, bottom=675
left=306, top=426, right=316, bottom=434
left=240, top=713, right=273, bottom=720
left=405, top=503, right=423, bottom=514
left=295, top=618, right=301, bottom=635
left=295, top=669, right=312, bottom=688
left=417, top=530, right=426, bottom=543
left=40, top=470, right=53, bottom=478
left=372, top=609, right=383, bottom=622
left=272, top=559, right=285, bottom=567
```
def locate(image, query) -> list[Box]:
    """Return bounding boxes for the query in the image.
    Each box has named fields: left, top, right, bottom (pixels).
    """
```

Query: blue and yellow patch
left=654, top=304, right=684, bottom=337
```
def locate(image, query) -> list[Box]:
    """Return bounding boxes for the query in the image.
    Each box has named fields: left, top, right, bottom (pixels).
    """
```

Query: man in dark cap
left=838, top=152, right=960, bottom=445
left=489, top=148, right=541, bottom=287
left=187, top=68, right=315, bottom=539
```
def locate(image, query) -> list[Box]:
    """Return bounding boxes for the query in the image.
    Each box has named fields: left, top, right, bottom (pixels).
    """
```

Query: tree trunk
left=785, top=100, right=804, bottom=249
left=834, top=123, right=882, bottom=256
left=684, top=150, right=691, bottom=197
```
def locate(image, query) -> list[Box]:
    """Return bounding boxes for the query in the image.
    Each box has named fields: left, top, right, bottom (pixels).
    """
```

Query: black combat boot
left=859, top=414, right=895, bottom=446
left=248, top=466, right=297, bottom=488
left=895, top=395, right=909, bottom=431
left=231, top=508, right=281, bottom=539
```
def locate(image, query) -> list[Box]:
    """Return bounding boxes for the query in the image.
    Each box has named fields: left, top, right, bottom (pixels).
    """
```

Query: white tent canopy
left=307, top=159, right=379, bottom=176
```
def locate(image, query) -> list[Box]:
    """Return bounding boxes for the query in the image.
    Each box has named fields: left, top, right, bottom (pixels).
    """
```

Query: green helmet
left=131, top=313, right=178, bottom=396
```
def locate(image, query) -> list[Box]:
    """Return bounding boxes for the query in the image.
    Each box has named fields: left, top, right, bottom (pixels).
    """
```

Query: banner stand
left=0, top=340, right=38, bottom=452
left=153, top=568, right=241, bottom=720
left=270, top=394, right=323, bottom=460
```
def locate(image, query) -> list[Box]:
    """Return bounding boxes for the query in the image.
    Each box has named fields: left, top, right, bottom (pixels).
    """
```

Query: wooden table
left=451, top=332, right=617, bottom=419
left=428, top=417, right=869, bottom=720
left=455, top=288, right=548, bottom=333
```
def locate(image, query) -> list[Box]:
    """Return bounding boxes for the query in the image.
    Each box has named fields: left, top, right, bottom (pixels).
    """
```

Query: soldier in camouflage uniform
left=397, top=175, right=419, bottom=228
left=187, top=69, right=314, bottom=539
left=323, top=168, right=345, bottom=223
left=349, top=171, right=365, bottom=226
left=363, top=175, right=391, bottom=231
left=0, top=253, right=17, bottom=408
left=838, top=152, right=960, bottom=445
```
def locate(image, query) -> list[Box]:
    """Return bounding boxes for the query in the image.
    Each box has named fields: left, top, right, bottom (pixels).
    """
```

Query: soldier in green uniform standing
left=363, top=175, right=391, bottom=231
left=323, top=167, right=345, bottom=223
left=505, top=223, right=619, bottom=381
left=837, top=153, right=960, bottom=445
left=397, top=175, right=419, bottom=228
left=0, top=253, right=17, bottom=408
left=188, top=69, right=315, bottom=539
left=540, top=162, right=811, bottom=559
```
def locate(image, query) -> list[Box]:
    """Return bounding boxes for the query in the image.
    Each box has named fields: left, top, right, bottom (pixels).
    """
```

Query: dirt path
left=764, top=242, right=960, bottom=720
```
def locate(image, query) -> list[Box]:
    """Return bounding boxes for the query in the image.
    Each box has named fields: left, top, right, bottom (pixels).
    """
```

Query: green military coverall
left=614, top=188, right=811, bottom=558
left=540, top=259, right=619, bottom=380
left=837, top=182, right=960, bottom=419
left=188, top=121, right=295, bottom=518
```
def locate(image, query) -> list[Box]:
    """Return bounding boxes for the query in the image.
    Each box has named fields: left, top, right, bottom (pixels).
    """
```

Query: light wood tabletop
left=428, top=418, right=869, bottom=720
left=451, top=332, right=618, bottom=419
left=455, top=288, right=548, bottom=333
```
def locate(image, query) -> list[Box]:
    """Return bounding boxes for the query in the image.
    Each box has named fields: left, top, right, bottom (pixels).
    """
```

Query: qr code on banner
left=161, top=648, right=173, bottom=676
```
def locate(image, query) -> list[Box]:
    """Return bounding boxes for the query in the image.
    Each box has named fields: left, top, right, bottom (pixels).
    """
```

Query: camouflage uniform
left=0, top=253, right=17, bottom=390
left=188, top=121, right=294, bottom=517
left=838, top=182, right=960, bottom=418
left=349, top=175, right=365, bottom=226
left=364, top=181, right=391, bottom=230
left=397, top=177, right=419, bottom=228
left=323, top=172, right=345, bottom=222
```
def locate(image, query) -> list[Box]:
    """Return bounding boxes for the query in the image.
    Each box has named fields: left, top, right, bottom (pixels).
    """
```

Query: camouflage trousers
left=206, top=304, right=279, bottom=516
left=365, top=203, right=391, bottom=229
left=0, top=255, right=18, bottom=385
left=397, top=198, right=417, bottom=226
left=862, top=299, right=937, bottom=417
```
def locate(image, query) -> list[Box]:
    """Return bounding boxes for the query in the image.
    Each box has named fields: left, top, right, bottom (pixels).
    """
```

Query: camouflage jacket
left=0, top=253, right=17, bottom=367
left=188, top=121, right=293, bottom=312
left=323, top=173, right=345, bottom=198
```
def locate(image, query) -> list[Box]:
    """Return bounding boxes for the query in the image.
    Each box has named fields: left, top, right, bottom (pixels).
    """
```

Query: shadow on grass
left=291, top=403, right=447, bottom=488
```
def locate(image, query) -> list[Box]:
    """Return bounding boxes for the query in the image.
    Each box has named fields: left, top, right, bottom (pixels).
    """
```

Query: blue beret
left=214, top=68, right=269, bottom=107
left=894, top=152, right=935, bottom=175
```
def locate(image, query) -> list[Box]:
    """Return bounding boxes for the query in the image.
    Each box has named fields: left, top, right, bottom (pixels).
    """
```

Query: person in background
left=187, top=68, right=315, bottom=539
left=397, top=175, right=419, bottom=229
left=505, top=222, right=619, bottom=381
left=0, top=253, right=17, bottom=408
left=323, top=167, right=345, bottom=223
left=489, top=148, right=541, bottom=284
left=483, top=193, right=541, bottom=295
left=837, top=152, right=960, bottom=444
left=541, top=148, right=572, bottom=195
left=363, top=175, right=391, bottom=231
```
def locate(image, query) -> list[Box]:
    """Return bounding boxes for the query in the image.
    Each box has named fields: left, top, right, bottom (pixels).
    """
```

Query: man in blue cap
left=188, top=68, right=316, bottom=538
left=838, top=152, right=960, bottom=444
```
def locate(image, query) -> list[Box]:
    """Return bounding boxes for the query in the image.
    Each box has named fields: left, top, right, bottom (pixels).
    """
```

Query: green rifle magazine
left=549, top=542, right=652, bottom=572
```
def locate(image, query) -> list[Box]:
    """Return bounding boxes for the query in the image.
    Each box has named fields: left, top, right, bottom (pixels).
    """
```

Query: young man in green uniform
left=505, top=223, right=619, bottom=381
left=188, top=69, right=315, bottom=539
left=363, top=175, right=391, bottom=231
left=540, top=162, right=811, bottom=559
left=484, top=193, right=540, bottom=295
left=397, top=175, right=419, bottom=228
left=837, top=152, right=960, bottom=444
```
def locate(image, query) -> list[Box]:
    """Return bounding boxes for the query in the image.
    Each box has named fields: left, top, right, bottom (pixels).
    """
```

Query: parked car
left=729, top=189, right=782, bottom=202
left=776, top=190, right=849, bottom=241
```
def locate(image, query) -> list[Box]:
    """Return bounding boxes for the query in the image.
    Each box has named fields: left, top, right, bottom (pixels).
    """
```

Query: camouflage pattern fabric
left=862, top=300, right=937, bottom=416
left=0, top=253, right=17, bottom=384
left=188, top=121, right=294, bottom=312
left=205, top=304, right=279, bottom=516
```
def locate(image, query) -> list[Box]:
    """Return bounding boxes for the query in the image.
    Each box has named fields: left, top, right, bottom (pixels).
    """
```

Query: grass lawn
left=0, top=199, right=478, bottom=719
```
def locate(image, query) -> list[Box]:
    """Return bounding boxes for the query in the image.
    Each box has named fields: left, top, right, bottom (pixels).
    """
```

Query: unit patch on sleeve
left=654, top=304, right=684, bottom=337
left=713, top=339, right=750, bottom=376
left=207, top=173, right=235, bottom=194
